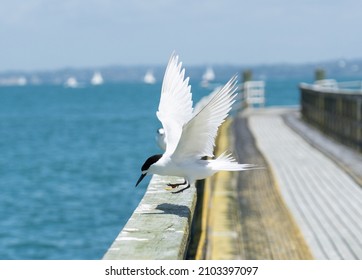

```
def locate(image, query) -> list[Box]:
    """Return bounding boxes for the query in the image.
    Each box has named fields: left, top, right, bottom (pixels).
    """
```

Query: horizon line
left=1, top=57, right=362, bottom=74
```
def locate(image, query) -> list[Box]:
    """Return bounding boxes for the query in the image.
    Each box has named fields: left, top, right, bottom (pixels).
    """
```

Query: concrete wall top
left=103, top=175, right=197, bottom=260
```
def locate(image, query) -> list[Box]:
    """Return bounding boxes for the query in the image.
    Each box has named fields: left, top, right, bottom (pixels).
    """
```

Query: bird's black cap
left=141, top=154, right=162, bottom=171
left=135, top=154, right=163, bottom=188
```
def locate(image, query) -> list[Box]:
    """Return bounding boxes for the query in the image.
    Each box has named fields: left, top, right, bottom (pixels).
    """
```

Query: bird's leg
left=166, top=179, right=187, bottom=189
left=171, top=183, right=190, bottom=194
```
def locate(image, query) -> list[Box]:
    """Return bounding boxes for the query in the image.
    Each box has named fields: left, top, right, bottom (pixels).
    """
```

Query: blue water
left=0, top=76, right=310, bottom=259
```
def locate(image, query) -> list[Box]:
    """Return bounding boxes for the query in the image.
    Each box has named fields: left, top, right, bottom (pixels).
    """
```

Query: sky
left=0, top=0, right=361, bottom=71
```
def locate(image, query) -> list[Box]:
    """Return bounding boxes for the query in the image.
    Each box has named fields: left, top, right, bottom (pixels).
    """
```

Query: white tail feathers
left=210, top=151, right=258, bottom=171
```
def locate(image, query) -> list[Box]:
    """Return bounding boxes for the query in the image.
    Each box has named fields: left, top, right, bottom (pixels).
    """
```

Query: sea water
left=0, top=76, right=310, bottom=259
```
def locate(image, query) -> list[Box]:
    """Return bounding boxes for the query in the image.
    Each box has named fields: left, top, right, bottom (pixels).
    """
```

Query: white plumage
left=156, top=86, right=222, bottom=151
left=136, top=53, right=255, bottom=193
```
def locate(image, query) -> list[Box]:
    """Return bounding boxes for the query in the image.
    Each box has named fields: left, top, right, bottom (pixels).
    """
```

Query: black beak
left=135, top=173, right=147, bottom=187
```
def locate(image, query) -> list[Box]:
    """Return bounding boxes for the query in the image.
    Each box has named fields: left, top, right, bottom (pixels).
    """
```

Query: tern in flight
left=135, top=54, right=255, bottom=193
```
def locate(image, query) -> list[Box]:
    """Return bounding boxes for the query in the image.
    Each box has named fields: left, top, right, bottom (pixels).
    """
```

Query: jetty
left=103, top=81, right=362, bottom=260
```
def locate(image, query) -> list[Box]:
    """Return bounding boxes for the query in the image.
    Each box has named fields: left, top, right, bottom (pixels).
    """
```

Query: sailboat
left=64, top=76, right=79, bottom=88
left=144, top=70, right=156, bottom=84
left=201, top=66, right=215, bottom=87
left=91, top=71, right=104, bottom=86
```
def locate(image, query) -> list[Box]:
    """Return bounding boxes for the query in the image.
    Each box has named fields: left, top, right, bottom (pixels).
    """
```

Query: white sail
left=64, top=77, right=78, bottom=88
left=144, top=70, right=156, bottom=84
left=91, top=71, right=104, bottom=85
left=201, top=67, right=215, bottom=87
left=202, top=67, right=215, bottom=81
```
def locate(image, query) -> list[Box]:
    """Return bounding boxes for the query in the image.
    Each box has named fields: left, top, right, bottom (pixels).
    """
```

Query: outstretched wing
left=193, top=86, right=222, bottom=116
left=156, top=53, right=193, bottom=156
left=172, top=76, right=238, bottom=160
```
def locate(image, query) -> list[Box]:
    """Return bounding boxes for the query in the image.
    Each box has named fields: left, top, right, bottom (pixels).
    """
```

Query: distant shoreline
left=0, top=58, right=361, bottom=85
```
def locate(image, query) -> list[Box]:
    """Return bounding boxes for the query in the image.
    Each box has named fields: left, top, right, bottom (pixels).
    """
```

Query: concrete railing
left=103, top=175, right=197, bottom=260
left=300, top=83, right=362, bottom=153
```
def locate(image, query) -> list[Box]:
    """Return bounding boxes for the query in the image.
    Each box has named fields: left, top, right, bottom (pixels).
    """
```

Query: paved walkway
left=247, top=108, right=362, bottom=259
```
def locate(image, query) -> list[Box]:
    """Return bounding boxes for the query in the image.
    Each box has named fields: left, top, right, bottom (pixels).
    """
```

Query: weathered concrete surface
left=103, top=175, right=197, bottom=260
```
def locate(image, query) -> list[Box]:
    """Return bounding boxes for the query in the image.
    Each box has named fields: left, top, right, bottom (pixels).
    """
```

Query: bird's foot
left=167, top=183, right=182, bottom=188
left=171, top=184, right=190, bottom=194
left=165, top=180, right=187, bottom=190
